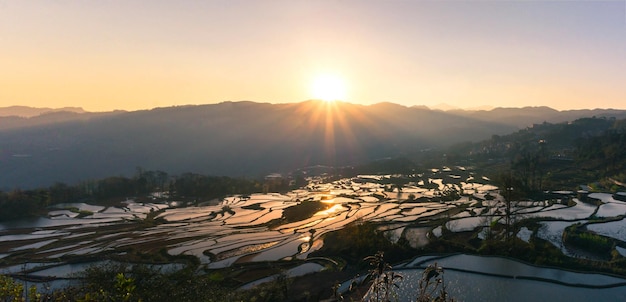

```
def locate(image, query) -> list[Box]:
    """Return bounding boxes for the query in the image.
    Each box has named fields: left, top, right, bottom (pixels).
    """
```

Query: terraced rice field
left=2, top=166, right=626, bottom=285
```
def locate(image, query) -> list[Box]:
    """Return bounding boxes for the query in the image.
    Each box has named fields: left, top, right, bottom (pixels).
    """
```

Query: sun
left=309, top=74, right=347, bottom=102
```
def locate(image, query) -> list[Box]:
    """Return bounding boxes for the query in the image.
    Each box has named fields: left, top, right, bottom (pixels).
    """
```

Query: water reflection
left=387, top=254, right=626, bottom=301
left=2, top=167, right=626, bottom=288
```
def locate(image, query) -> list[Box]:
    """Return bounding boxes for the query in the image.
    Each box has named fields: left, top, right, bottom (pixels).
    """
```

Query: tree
left=496, top=172, right=522, bottom=242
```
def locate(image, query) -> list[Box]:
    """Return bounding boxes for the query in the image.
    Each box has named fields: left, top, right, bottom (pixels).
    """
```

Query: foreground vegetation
left=1, top=263, right=293, bottom=302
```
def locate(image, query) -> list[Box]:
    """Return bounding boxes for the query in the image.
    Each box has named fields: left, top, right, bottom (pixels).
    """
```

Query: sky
left=0, top=0, right=625, bottom=112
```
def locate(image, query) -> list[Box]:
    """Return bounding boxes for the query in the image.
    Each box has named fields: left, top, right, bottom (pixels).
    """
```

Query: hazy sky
left=1, top=0, right=625, bottom=111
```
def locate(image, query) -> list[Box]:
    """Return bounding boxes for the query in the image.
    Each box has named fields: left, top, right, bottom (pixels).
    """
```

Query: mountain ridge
left=2, top=101, right=626, bottom=189
left=0, top=106, right=87, bottom=117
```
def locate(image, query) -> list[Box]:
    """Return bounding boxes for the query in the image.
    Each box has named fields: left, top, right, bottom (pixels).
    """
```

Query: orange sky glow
left=0, top=1, right=625, bottom=112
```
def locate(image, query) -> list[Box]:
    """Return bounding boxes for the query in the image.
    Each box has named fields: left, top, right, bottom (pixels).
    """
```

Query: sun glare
left=310, top=74, right=347, bottom=102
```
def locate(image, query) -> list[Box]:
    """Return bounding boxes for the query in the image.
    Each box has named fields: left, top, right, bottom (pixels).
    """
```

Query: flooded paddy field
left=2, top=166, right=626, bottom=293
left=361, top=254, right=626, bottom=301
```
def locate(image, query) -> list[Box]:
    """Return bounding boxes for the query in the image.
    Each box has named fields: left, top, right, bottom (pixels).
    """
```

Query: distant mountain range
left=0, top=106, right=87, bottom=118
left=452, top=106, right=626, bottom=128
left=1, top=101, right=626, bottom=189
left=426, top=103, right=494, bottom=111
left=0, top=107, right=125, bottom=131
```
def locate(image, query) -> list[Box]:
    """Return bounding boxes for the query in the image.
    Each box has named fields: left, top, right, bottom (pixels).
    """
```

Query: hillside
left=0, top=106, right=86, bottom=118
left=448, top=116, right=626, bottom=192
left=451, top=106, right=626, bottom=128
left=1, top=101, right=625, bottom=189
left=0, top=106, right=130, bottom=131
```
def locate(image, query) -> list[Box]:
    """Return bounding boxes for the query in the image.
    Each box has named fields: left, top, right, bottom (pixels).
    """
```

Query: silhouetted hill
left=429, top=103, right=459, bottom=111
left=451, top=106, right=626, bottom=128
left=1, top=101, right=625, bottom=189
left=0, top=106, right=86, bottom=117
left=0, top=110, right=126, bottom=131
